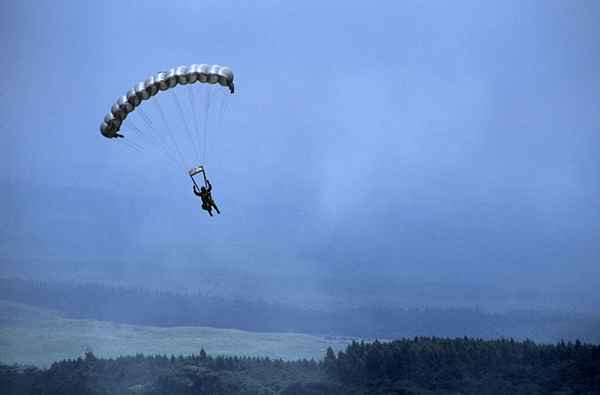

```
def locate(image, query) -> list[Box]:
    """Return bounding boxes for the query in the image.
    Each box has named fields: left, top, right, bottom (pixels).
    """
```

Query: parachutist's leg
left=213, top=203, right=220, bottom=214
left=207, top=208, right=213, bottom=216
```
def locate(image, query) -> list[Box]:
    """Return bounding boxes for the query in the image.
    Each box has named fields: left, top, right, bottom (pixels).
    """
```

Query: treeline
left=324, top=338, right=600, bottom=394
left=0, top=351, right=334, bottom=395
left=1, top=338, right=599, bottom=394
left=1, top=278, right=599, bottom=342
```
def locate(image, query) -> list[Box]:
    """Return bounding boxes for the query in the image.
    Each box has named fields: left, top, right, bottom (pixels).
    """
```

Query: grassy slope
left=0, top=300, right=351, bottom=367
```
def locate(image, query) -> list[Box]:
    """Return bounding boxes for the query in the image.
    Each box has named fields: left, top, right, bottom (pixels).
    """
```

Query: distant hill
left=0, top=300, right=351, bottom=367
left=1, top=278, right=599, bottom=343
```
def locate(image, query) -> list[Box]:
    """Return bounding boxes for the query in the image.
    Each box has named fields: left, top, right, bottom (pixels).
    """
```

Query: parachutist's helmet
left=201, top=187, right=206, bottom=192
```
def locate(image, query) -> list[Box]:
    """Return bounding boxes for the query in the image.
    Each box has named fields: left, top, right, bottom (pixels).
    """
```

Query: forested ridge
left=1, top=337, right=599, bottom=394
left=1, top=278, right=599, bottom=342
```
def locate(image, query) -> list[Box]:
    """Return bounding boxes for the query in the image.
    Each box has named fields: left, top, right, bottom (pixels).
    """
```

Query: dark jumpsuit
left=194, top=180, right=220, bottom=215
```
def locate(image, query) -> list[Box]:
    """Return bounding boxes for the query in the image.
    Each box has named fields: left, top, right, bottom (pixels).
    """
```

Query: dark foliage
left=325, top=338, right=600, bottom=394
left=1, top=338, right=599, bottom=395
left=2, top=278, right=599, bottom=342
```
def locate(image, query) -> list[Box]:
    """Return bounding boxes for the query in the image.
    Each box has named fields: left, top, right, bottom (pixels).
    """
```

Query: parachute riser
left=190, top=175, right=201, bottom=190
left=189, top=165, right=208, bottom=188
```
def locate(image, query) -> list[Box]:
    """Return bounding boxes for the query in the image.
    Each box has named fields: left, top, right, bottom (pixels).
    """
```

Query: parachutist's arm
left=206, top=180, right=212, bottom=191
left=193, top=185, right=201, bottom=196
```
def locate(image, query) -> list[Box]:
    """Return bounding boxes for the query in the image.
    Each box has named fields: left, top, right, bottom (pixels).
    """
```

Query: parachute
left=99, top=64, right=234, bottom=182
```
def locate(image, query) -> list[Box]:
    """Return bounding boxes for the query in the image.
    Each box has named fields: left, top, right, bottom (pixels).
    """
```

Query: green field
left=0, top=300, right=352, bottom=367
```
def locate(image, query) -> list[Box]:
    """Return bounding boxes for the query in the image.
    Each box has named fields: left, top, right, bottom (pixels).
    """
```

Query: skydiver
left=193, top=180, right=220, bottom=216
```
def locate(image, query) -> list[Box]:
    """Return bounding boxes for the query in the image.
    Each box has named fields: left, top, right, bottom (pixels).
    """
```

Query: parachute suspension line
left=138, top=108, right=154, bottom=127
left=171, top=89, right=200, bottom=162
left=153, top=99, right=189, bottom=171
left=120, top=120, right=156, bottom=152
left=125, top=138, right=144, bottom=151
left=126, top=119, right=156, bottom=145
left=213, top=90, right=228, bottom=166
left=125, top=120, right=179, bottom=167
left=120, top=137, right=144, bottom=153
left=136, top=108, right=152, bottom=130
left=136, top=108, right=174, bottom=153
left=202, top=86, right=212, bottom=163
left=118, top=129, right=147, bottom=150
left=131, top=110, right=181, bottom=168
left=187, top=85, right=203, bottom=164
left=216, top=89, right=229, bottom=136
left=218, top=93, right=230, bottom=168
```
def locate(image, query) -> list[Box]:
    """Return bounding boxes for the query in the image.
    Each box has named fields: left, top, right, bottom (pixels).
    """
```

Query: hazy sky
left=1, top=1, right=599, bottom=310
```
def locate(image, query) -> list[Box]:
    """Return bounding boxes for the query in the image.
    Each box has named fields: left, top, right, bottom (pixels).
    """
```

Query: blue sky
left=1, top=0, right=599, bottom=310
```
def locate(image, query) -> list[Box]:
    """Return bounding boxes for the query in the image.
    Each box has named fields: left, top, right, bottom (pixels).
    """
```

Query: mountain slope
left=0, top=300, right=351, bottom=367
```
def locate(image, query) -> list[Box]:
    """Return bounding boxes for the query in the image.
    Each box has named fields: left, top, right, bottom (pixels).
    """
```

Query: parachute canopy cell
left=100, top=64, right=234, bottom=138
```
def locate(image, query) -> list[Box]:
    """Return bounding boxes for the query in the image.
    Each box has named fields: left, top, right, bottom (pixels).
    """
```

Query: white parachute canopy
left=99, top=63, right=234, bottom=175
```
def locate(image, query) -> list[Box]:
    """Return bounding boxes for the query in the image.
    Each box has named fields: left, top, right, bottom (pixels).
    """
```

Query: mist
left=2, top=0, right=600, bottom=314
